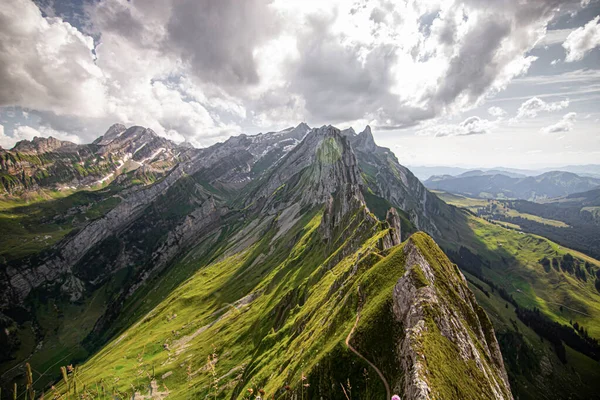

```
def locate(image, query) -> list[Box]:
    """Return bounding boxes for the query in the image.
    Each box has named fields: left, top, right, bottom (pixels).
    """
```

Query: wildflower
left=259, top=389, right=265, bottom=395
left=284, top=385, right=291, bottom=391
left=247, top=388, right=254, bottom=395
left=303, top=383, right=310, bottom=387
left=392, top=395, right=401, bottom=400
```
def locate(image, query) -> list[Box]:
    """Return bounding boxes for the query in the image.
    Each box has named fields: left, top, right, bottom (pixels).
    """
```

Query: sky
left=0, top=0, right=599, bottom=168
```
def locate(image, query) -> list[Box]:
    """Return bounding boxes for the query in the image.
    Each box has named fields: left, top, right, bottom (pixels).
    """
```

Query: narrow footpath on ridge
left=345, top=287, right=392, bottom=400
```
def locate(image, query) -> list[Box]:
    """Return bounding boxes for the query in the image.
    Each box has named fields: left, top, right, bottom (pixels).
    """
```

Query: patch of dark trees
left=539, top=254, right=600, bottom=294
left=515, top=307, right=600, bottom=363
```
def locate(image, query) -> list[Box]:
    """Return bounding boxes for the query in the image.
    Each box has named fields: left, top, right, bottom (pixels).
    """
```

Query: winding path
left=345, top=307, right=392, bottom=400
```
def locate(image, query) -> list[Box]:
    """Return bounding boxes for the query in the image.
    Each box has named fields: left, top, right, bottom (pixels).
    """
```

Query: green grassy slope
left=49, top=208, right=389, bottom=399
left=0, top=188, right=122, bottom=263
left=40, top=202, right=506, bottom=400
left=436, top=194, right=600, bottom=338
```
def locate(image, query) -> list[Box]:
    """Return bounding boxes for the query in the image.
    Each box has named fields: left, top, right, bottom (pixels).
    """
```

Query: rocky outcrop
left=386, top=207, right=402, bottom=244
left=251, top=125, right=364, bottom=211
left=392, top=234, right=512, bottom=400
left=12, top=136, right=78, bottom=154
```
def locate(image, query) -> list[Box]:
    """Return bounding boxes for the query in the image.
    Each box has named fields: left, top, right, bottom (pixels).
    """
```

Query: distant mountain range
left=424, top=170, right=600, bottom=201
left=410, top=165, right=600, bottom=181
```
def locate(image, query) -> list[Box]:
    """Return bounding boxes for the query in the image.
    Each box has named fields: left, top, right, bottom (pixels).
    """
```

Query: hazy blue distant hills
left=424, top=170, right=600, bottom=200
left=410, top=165, right=600, bottom=181
left=406, top=165, right=472, bottom=180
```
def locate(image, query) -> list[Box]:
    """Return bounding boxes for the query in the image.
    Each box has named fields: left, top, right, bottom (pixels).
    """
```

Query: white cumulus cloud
left=419, top=116, right=495, bottom=137
left=563, top=15, right=600, bottom=62
left=540, top=112, right=577, bottom=134
left=488, top=106, right=507, bottom=117
left=514, top=97, right=569, bottom=119
left=0, top=0, right=106, bottom=117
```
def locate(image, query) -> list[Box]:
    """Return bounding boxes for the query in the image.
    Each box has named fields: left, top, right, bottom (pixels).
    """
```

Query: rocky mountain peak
left=354, top=125, right=378, bottom=152
left=249, top=125, right=364, bottom=214
left=12, top=136, right=76, bottom=154
left=287, top=122, right=311, bottom=140
left=94, top=124, right=164, bottom=150
left=94, top=123, right=127, bottom=145
left=341, top=127, right=357, bottom=136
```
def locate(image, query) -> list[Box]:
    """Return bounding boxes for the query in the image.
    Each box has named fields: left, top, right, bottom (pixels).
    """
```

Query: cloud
left=166, top=0, right=280, bottom=86
left=488, top=106, right=507, bottom=117
left=0, top=0, right=591, bottom=146
left=288, top=11, right=432, bottom=128
left=0, top=0, right=106, bottom=117
left=563, top=15, right=600, bottom=62
left=419, top=116, right=495, bottom=137
left=422, top=0, right=576, bottom=116
left=514, top=97, right=569, bottom=119
left=540, top=112, right=577, bottom=133
left=283, top=0, right=578, bottom=128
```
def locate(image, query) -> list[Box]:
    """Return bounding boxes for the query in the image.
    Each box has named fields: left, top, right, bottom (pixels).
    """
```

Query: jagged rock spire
left=355, top=125, right=377, bottom=152
left=386, top=207, right=402, bottom=245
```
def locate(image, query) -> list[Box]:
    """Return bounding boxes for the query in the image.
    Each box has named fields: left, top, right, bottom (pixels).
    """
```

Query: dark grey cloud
left=91, top=0, right=148, bottom=45
left=430, top=17, right=511, bottom=111
left=291, top=14, right=395, bottom=121
left=289, top=13, right=433, bottom=128
left=166, top=0, right=280, bottom=87
left=428, top=0, right=578, bottom=113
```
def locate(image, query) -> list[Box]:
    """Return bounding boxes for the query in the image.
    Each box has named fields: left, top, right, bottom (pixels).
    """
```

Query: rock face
left=0, top=123, right=318, bottom=309
left=392, top=234, right=512, bottom=400
left=386, top=207, right=402, bottom=244
left=249, top=125, right=362, bottom=209
left=341, top=126, right=452, bottom=236
left=12, top=136, right=78, bottom=154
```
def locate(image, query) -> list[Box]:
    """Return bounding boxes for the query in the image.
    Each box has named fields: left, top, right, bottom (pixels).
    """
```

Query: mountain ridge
left=2, top=122, right=600, bottom=399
